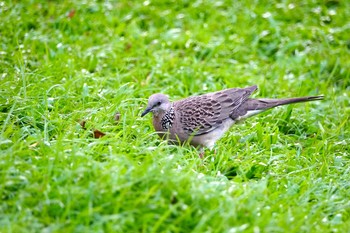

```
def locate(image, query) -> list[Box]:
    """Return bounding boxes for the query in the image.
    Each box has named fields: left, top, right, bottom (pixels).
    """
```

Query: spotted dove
left=141, top=85, right=323, bottom=149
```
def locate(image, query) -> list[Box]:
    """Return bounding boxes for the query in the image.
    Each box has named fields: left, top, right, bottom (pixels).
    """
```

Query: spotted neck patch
left=161, top=107, right=175, bottom=130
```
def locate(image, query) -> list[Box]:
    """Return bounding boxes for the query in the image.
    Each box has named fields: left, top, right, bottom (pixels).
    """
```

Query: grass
left=1, top=0, right=350, bottom=232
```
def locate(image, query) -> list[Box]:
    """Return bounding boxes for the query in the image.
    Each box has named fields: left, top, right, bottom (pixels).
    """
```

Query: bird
left=141, top=85, right=323, bottom=151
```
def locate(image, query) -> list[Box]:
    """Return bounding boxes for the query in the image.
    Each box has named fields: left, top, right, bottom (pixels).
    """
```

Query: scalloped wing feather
left=175, top=86, right=257, bottom=136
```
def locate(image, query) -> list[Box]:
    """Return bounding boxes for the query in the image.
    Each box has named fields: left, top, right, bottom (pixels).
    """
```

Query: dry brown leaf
left=93, top=129, right=106, bottom=138
left=114, top=112, right=121, bottom=123
left=79, top=120, right=87, bottom=130
left=67, top=9, right=76, bottom=19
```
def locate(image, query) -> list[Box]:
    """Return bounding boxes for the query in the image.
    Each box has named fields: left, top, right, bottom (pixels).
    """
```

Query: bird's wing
left=175, top=85, right=257, bottom=136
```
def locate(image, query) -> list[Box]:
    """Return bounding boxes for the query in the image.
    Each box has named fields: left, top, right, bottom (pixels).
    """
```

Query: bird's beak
left=141, top=107, right=152, bottom=117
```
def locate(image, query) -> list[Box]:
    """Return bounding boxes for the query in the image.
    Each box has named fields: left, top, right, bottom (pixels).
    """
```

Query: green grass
left=1, top=0, right=350, bottom=232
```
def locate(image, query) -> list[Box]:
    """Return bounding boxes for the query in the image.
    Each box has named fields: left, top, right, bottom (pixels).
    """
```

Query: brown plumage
left=141, top=85, right=323, bottom=149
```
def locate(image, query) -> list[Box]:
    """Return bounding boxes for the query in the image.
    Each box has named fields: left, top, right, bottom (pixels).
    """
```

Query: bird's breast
left=152, top=109, right=184, bottom=142
left=152, top=115, right=164, bottom=132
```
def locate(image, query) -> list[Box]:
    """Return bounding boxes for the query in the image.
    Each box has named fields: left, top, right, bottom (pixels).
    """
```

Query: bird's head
left=141, top=93, right=171, bottom=117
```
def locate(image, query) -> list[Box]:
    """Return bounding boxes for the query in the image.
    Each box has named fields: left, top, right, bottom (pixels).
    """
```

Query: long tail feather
left=231, top=95, right=324, bottom=120
left=252, top=95, right=324, bottom=109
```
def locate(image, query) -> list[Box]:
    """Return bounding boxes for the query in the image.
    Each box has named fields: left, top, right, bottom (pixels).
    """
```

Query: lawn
left=1, top=0, right=350, bottom=232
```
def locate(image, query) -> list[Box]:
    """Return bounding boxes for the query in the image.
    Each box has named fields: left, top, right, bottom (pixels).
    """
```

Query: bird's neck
left=152, top=105, right=173, bottom=132
left=153, top=112, right=165, bottom=132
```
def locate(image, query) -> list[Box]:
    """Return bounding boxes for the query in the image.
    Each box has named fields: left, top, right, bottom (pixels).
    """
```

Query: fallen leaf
left=67, top=9, right=76, bottom=19
left=79, top=120, right=87, bottom=130
left=93, top=129, right=106, bottom=138
left=114, top=112, right=121, bottom=123
left=125, top=42, right=132, bottom=51
left=78, top=119, right=106, bottom=138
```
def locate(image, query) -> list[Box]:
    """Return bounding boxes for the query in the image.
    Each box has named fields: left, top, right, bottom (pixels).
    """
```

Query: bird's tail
left=249, top=95, right=324, bottom=110
left=231, top=95, right=324, bottom=120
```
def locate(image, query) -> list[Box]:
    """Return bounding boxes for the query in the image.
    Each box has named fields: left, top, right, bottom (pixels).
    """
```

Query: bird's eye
left=153, top=101, right=161, bottom=108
